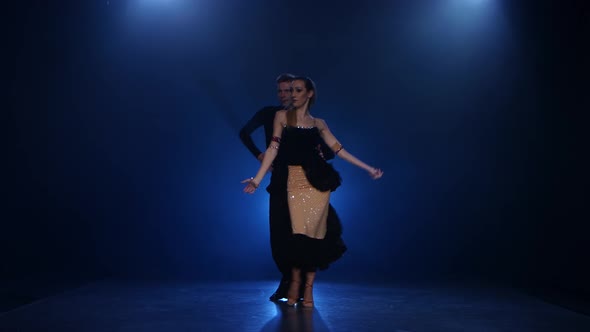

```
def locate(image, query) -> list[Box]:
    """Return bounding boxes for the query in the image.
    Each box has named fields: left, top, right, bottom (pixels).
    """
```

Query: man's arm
left=239, top=108, right=269, bottom=160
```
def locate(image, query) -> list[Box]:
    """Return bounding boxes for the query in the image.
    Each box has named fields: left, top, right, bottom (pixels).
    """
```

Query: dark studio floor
left=1, top=280, right=589, bottom=332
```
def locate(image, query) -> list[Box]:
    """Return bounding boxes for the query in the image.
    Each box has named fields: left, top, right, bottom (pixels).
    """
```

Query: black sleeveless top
left=268, top=126, right=341, bottom=193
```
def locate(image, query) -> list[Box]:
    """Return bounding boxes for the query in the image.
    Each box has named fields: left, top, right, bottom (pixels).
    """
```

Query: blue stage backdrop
left=5, top=0, right=588, bottom=294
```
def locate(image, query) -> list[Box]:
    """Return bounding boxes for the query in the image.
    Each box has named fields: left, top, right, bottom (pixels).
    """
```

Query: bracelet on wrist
left=250, top=178, right=259, bottom=188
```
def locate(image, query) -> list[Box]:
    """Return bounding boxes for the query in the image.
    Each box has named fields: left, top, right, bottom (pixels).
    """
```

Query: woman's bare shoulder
left=314, top=117, right=328, bottom=129
left=275, top=110, right=288, bottom=118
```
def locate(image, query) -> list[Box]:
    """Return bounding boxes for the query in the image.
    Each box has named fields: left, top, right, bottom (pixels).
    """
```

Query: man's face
left=277, top=81, right=293, bottom=108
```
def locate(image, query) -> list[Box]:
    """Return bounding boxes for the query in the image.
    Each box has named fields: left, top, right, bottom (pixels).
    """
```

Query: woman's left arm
left=317, top=119, right=383, bottom=179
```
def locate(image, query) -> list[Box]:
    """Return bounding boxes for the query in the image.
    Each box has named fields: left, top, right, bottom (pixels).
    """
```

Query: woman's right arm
left=243, top=111, right=286, bottom=193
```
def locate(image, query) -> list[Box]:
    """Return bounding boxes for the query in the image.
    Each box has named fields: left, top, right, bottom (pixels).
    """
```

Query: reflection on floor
left=1, top=280, right=589, bottom=332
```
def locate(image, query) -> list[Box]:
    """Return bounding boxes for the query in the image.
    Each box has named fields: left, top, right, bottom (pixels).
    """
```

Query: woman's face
left=290, top=79, right=314, bottom=109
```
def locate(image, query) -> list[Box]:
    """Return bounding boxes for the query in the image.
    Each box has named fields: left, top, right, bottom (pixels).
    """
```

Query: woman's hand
left=368, top=168, right=383, bottom=180
left=241, top=177, right=260, bottom=194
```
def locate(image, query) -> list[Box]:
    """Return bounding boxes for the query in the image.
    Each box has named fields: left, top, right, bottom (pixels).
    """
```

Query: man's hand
left=315, top=144, right=325, bottom=160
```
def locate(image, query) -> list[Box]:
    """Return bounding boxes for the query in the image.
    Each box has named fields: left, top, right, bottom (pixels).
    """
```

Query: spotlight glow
left=128, top=0, right=191, bottom=15
left=451, top=0, right=493, bottom=8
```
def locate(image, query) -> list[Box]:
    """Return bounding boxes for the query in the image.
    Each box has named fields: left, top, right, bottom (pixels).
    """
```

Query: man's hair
left=275, top=73, right=295, bottom=84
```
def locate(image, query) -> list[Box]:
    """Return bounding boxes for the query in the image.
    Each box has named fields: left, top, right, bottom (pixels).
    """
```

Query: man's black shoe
left=269, top=279, right=289, bottom=302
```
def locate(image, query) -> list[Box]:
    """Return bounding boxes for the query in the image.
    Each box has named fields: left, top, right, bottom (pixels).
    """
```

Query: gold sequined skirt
left=287, top=165, right=330, bottom=239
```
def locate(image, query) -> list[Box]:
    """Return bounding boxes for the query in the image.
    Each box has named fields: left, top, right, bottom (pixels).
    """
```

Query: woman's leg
left=302, top=271, right=316, bottom=307
left=287, top=267, right=301, bottom=305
